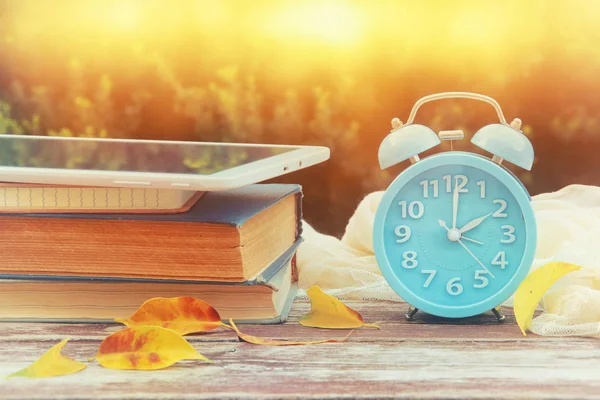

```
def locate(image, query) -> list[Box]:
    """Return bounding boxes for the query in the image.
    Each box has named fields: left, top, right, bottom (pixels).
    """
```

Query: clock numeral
left=402, top=251, right=418, bottom=269
left=455, top=175, right=468, bottom=193
left=420, top=180, right=439, bottom=198
left=477, top=180, right=486, bottom=198
left=473, top=270, right=489, bottom=288
left=491, top=251, right=508, bottom=269
left=500, top=225, right=516, bottom=244
left=421, top=270, right=437, bottom=288
left=443, top=175, right=451, bottom=192
left=398, top=200, right=424, bottom=219
left=443, top=174, right=468, bottom=193
left=492, top=199, right=508, bottom=217
left=446, top=277, right=463, bottom=296
left=394, top=225, right=411, bottom=243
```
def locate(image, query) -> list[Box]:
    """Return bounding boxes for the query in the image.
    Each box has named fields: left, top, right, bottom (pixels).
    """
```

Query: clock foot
left=405, top=306, right=419, bottom=321
left=491, top=306, right=506, bottom=322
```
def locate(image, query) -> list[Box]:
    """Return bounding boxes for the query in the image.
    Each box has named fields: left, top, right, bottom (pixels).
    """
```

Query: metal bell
left=471, top=121, right=534, bottom=170
left=378, top=120, right=441, bottom=169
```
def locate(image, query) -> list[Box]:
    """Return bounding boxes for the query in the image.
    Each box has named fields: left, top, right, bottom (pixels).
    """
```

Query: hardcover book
left=0, top=184, right=303, bottom=282
left=0, top=240, right=301, bottom=324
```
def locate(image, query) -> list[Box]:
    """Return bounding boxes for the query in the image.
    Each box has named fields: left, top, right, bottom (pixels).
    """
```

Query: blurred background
left=1, top=0, right=599, bottom=235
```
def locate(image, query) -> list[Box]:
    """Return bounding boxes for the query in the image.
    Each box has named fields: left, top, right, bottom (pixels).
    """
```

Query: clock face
left=374, top=153, right=536, bottom=317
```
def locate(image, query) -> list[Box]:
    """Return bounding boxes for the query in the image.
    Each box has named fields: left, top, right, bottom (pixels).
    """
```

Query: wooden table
left=1, top=300, right=599, bottom=399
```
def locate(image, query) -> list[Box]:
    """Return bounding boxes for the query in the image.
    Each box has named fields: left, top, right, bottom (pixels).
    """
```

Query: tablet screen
left=0, top=136, right=298, bottom=175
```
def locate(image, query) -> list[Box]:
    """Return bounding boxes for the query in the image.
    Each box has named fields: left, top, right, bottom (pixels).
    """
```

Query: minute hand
left=459, top=212, right=492, bottom=234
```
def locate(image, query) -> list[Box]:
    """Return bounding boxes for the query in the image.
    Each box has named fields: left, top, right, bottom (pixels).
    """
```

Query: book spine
left=292, top=188, right=302, bottom=283
left=290, top=254, right=298, bottom=283
left=295, top=189, right=303, bottom=239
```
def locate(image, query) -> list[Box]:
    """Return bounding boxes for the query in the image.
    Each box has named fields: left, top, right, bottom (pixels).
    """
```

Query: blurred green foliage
left=0, top=1, right=599, bottom=235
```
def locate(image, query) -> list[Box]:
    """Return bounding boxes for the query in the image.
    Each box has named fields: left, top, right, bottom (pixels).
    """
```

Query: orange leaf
left=95, top=326, right=211, bottom=370
left=5, top=338, right=86, bottom=379
left=115, top=296, right=224, bottom=335
left=299, top=286, right=380, bottom=329
left=228, top=319, right=352, bottom=346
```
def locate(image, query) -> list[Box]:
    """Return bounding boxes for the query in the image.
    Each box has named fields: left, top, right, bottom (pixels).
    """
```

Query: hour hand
left=438, top=220, right=483, bottom=245
left=459, top=212, right=492, bottom=234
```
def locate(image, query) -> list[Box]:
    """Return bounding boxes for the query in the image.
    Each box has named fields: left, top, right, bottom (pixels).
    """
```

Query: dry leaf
left=514, top=261, right=582, bottom=336
left=229, top=319, right=352, bottom=346
left=299, top=286, right=380, bottom=329
left=115, top=296, right=224, bottom=335
left=5, top=338, right=86, bottom=379
left=95, top=326, right=211, bottom=370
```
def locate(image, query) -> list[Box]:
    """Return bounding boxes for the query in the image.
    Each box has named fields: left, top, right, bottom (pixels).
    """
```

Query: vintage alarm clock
left=373, top=92, right=537, bottom=320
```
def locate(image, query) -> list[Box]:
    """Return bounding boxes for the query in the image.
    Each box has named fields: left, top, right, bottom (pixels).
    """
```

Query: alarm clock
left=373, top=92, right=537, bottom=320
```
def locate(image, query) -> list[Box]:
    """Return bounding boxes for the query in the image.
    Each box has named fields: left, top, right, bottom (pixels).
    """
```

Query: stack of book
left=0, top=184, right=302, bottom=324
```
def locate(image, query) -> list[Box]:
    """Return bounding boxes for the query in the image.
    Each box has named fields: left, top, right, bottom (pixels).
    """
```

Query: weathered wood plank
left=0, top=301, right=540, bottom=342
left=0, top=300, right=596, bottom=400
left=1, top=339, right=599, bottom=399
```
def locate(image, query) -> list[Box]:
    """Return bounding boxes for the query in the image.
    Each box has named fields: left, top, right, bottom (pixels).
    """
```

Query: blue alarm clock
left=373, top=92, right=537, bottom=320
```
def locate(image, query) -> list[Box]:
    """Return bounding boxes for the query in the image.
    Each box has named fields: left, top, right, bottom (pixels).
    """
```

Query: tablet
left=0, top=135, right=330, bottom=191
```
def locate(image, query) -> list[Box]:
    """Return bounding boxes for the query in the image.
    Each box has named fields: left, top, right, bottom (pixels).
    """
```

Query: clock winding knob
left=391, top=118, right=403, bottom=131
left=510, top=118, right=522, bottom=131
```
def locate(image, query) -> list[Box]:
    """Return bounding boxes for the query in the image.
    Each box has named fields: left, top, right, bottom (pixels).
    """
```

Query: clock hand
left=461, top=236, right=483, bottom=245
left=458, top=212, right=493, bottom=234
left=438, top=219, right=449, bottom=230
left=452, top=183, right=459, bottom=229
left=437, top=220, right=483, bottom=245
left=457, top=239, right=495, bottom=278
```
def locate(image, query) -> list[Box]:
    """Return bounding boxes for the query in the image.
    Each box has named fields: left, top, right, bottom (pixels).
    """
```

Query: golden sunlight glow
left=2, top=1, right=600, bottom=233
left=450, top=10, right=502, bottom=46
left=4, top=1, right=600, bottom=84
left=107, top=2, right=139, bottom=31
left=262, top=2, right=362, bottom=44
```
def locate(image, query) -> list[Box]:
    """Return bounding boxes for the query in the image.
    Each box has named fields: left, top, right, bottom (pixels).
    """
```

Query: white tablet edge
left=0, top=136, right=330, bottom=191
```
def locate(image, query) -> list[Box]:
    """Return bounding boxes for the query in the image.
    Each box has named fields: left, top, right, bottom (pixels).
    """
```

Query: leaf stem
left=362, top=323, right=381, bottom=330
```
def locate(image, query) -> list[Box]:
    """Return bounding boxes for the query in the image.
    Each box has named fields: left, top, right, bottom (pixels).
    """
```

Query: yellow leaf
left=514, top=262, right=582, bottom=336
left=299, top=286, right=380, bottom=329
left=5, top=338, right=86, bottom=379
left=115, top=296, right=224, bottom=335
left=95, top=326, right=211, bottom=370
left=228, top=319, right=352, bottom=346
